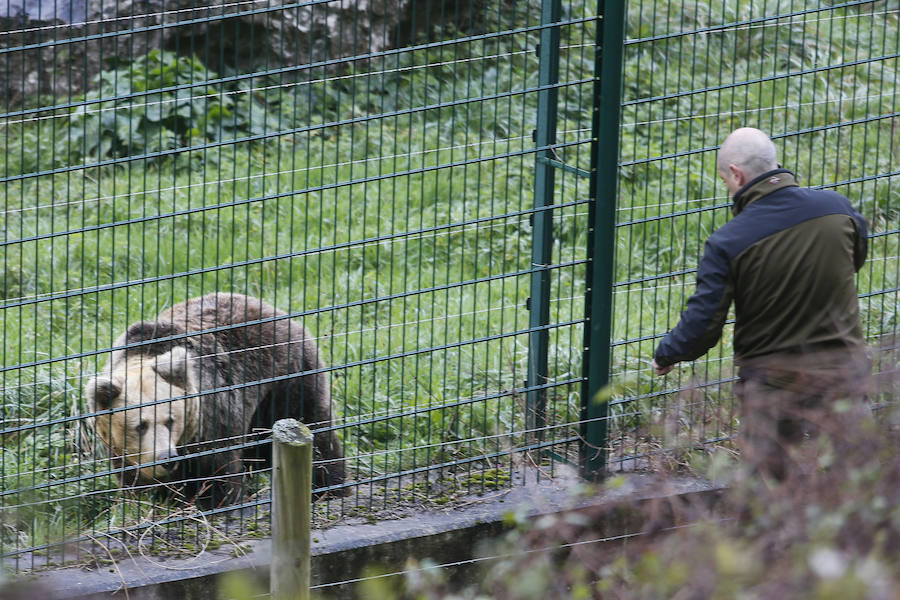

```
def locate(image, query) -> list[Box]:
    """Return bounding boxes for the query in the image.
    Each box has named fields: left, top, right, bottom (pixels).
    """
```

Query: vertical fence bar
left=527, top=0, right=562, bottom=443
left=581, top=0, right=626, bottom=480
left=271, top=419, right=312, bottom=600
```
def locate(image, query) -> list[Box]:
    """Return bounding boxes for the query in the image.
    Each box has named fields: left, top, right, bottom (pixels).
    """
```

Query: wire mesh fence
left=609, top=0, right=899, bottom=471
left=0, top=0, right=897, bottom=575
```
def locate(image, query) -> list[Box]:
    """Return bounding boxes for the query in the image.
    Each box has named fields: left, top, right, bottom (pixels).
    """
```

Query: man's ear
left=86, top=377, right=121, bottom=410
left=153, top=346, right=197, bottom=391
left=728, top=163, right=745, bottom=187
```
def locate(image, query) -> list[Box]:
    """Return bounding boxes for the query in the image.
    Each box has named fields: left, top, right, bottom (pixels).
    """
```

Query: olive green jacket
left=654, top=169, right=868, bottom=371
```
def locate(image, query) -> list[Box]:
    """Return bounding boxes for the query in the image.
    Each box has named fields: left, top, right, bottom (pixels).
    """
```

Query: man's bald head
left=716, top=128, right=779, bottom=197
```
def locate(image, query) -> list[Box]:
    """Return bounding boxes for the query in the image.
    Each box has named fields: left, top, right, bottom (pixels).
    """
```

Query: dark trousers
left=735, top=349, right=872, bottom=482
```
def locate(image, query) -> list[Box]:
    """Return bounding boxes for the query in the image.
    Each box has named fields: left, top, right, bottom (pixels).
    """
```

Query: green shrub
left=62, top=50, right=270, bottom=162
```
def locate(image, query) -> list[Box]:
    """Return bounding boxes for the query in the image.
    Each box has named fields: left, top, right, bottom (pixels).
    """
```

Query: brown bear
left=84, top=292, right=344, bottom=506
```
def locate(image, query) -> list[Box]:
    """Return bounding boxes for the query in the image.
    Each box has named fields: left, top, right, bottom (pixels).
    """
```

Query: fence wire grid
left=1, top=0, right=897, bottom=573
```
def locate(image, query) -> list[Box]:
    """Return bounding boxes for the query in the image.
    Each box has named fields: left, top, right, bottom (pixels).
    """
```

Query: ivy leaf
left=144, top=93, right=167, bottom=122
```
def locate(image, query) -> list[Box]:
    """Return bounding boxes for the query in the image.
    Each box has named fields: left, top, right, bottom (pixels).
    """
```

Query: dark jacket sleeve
left=850, top=207, right=868, bottom=272
left=654, top=238, right=734, bottom=367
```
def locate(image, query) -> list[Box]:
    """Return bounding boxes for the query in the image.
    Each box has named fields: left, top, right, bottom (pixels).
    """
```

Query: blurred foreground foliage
left=396, top=400, right=899, bottom=599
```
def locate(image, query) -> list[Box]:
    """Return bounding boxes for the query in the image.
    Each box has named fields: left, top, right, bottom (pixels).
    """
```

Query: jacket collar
left=732, top=169, right=798, bottom=215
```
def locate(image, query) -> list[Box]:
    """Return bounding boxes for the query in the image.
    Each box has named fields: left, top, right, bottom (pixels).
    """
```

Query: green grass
left=1, top=0, right=898, bottom=565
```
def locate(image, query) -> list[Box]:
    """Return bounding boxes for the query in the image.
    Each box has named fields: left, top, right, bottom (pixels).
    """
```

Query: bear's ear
left=153, top=346, right=197, bottom=392
left=126, top=321, right=179, bottom=343
left=86, top=377, right=121, bottom=410
left=124, top=321, right=182, bottom=355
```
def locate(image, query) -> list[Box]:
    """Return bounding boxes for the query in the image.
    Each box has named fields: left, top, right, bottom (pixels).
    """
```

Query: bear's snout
left=155, top=448, right=179, bottom=470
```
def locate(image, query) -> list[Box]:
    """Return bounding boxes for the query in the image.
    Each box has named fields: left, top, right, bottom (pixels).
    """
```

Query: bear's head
left=85, top=346, right=200, bottom=485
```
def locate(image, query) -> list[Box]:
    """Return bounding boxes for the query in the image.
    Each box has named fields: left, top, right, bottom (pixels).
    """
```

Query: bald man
left=651, top=128, right=870, bottom=479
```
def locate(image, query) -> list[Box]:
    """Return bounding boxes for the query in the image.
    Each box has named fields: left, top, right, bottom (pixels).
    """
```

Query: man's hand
left=651, top=359, right=675, bottom=376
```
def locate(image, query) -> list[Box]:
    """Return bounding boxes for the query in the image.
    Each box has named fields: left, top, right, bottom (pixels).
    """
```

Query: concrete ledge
left=29, top=471, right=723, bottom=599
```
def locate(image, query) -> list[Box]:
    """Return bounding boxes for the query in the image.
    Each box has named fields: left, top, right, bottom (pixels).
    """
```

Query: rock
left=2, top=0, right=87, bottom=23
left=1, top=0, right=485, bottom=109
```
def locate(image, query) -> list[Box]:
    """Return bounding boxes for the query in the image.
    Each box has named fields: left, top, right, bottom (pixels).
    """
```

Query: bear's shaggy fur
left=84, top=293, right=344, bottom=506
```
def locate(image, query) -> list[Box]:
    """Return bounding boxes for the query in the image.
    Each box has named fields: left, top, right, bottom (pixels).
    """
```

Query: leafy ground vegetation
left=1, top=0, right=898, bottom=571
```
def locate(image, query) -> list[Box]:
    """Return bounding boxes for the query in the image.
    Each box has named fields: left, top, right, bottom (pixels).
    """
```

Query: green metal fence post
left=581, top=0, right=626, bottom=480
left=527, top=0, right=562, bottom=445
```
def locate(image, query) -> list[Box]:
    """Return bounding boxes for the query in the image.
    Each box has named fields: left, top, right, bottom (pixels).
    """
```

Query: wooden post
left=270, top=418, right=313, bottom=600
